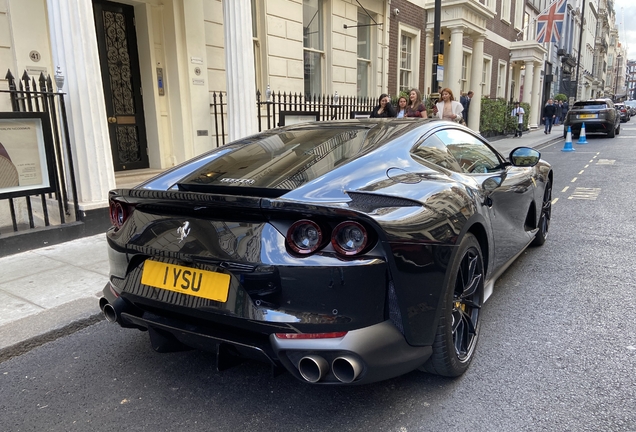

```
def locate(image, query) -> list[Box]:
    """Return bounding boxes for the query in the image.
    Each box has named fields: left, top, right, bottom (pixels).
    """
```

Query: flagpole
left=574, top=0, right=586, bottom=101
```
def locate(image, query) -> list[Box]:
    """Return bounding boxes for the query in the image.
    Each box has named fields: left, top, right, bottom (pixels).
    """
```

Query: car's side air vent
left=346, top=192, right=421, bottom=213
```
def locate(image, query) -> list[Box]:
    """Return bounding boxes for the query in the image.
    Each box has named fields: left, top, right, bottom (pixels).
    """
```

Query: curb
left=0, top=297, right=104, bottom=362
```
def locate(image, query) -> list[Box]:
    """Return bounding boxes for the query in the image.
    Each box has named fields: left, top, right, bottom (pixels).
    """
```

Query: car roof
left=573, top=99, right=614, bottom=107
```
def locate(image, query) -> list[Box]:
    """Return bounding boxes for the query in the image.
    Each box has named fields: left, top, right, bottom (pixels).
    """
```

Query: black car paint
left=102, top=119, right=551, bottom=383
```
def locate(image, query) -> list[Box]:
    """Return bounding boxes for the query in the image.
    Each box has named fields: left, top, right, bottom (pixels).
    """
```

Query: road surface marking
left=561, top=186, right=569, bottom=193
left=571, top=177, right=577, bottom=183
left=597, top=159, right=615, bottom=165
left=568, top=187, right=601, bottom=200
left=551, top=198, right=559, bottom=205
left=578, top=170, right=584, bottom=174
left=584, top=165, right=589, bottom=168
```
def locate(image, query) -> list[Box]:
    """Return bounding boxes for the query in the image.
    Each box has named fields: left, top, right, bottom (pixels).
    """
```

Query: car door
left=435, top=129, right=537, bottom=272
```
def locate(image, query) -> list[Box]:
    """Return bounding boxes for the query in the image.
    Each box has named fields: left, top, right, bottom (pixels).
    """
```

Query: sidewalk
left=0, top=124, right=565, bottom=361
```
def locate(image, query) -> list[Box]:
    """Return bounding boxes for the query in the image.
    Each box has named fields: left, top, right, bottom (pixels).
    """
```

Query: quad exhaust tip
left=298, top=355, right=329, bottom=383
left=332, top=356, right=362, bottom=383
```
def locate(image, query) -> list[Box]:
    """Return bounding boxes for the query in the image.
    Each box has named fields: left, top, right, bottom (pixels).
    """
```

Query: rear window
left=573, top=101, right=610, bottom=110
left=176, top=126, right=376, bottom=194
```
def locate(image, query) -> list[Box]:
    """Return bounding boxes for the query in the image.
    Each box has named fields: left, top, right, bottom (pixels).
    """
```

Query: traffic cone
left=562, top=126, right=575, bottom=152
left=577, top=122, right=588, bottom=144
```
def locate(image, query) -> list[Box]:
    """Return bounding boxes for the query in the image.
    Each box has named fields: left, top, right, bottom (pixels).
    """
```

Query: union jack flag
left=536, top=0, right=567, bottom=44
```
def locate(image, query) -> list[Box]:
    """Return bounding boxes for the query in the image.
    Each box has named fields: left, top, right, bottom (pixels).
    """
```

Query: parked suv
left=563, top=99, right=620, bottom=138
left=615, top=103, right=631, bottom=122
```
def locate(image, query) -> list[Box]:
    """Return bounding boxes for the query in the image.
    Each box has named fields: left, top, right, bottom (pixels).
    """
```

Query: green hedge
left=479, top=98, right=530, bottom=137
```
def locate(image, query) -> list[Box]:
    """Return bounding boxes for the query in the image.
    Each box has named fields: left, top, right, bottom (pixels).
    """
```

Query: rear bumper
left=101, top=285, right=431, bottom=385
left=566, top=120, right=615, bottom=133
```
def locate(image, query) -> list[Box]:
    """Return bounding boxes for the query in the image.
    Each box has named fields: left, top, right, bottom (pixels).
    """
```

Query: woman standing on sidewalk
left=405, top=89, right=428, bottom=118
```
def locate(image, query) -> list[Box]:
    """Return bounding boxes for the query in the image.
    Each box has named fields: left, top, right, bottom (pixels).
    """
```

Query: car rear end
left=100, top=122, right=436, bottom=384
left=564, top=100, right=617, bottom=135
left=616, top=104, right=630, bottom=122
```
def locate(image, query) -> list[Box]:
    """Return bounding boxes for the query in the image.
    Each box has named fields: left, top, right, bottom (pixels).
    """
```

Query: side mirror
left=509, top=147, right=540, bottom=167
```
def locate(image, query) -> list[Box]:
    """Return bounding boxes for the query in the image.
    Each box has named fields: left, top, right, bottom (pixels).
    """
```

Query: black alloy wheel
left=532, top=180, right=552, bottom=246
left=422, top=234, right=483, bottom=377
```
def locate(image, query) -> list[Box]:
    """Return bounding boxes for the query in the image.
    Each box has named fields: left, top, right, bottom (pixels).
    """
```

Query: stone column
left=522, top=61, right=535, bottom=129
left=530, top=61, right=542, bottom=129
left=46, top=0, right=115, bottom=211
left=424, top=29, right=433, bottom=95
left=223, top=0, right=258, bottom=142
left=467, top=34, right=485, bottom=131
left=447, top=26, right=464, bottom=96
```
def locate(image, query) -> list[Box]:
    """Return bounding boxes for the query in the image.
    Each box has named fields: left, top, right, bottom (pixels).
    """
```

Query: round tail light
left=109, top=199, right=133, bottom=229
left=331, top=221, right=368, bottom=256
left=286, top=220, right=323, bottom=254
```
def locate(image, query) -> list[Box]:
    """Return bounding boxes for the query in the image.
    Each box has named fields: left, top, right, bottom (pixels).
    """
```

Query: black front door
left=93, top=0, right=149, bottom=171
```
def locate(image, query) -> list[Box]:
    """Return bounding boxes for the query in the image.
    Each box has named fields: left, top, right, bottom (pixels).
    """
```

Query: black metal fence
left=210, top=90, right=377, bottom=146
left=0, top=70, right=79, bottom=236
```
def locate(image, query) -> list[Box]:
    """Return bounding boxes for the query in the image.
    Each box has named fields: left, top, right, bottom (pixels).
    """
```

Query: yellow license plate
left=141, top=260, right=230, bottom=302
left=579, top=114, right=597, bottom=119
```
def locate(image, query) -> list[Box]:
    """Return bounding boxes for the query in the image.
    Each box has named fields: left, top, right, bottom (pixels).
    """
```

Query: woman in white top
left=434, top=87, right=464, bottom=123
left=395, top=96, right=408, bottom=118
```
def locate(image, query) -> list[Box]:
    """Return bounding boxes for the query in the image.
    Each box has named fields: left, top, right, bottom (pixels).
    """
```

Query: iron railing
left=209, top=90, right=377, bottom=147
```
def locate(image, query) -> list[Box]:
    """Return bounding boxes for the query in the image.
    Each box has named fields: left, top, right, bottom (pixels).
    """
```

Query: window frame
left=396, top=23, right=420, bottom=96
left=303, top=0, right=325, bottom=97
left=497, top=60, right=507, bottom=99
left=356, top=11, right=372, bottom=98
left=412, top=128, right=505, bottom=174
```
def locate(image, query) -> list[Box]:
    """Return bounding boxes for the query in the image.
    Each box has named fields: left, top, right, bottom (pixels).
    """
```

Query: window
left=522, top=12, right=530, bottom=41
left=461, top=53, right=469, bottom=93
left=251, top=0, right=262, bottom=92
left=497, top=61, right=507, bottom=98
left=357, top=12, right=371, bottom=98
left=412, top=134, right=463, bottom=173
left=303, top=0, right=323, bottom=97
left=399, top=34, right=413, bottom=93
left=501, top=0, right=511, bottom=23
left=514, top=0, right=523, bottom=30
left=435, top=129, right=503, bottom=174
left=482, top=58, right=492, bottom=96
left=397, top=24, right=420, bottom=95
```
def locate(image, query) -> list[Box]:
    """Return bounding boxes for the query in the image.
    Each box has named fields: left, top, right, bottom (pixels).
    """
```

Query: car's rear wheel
left=608, top=123, right=616, bottom=138
left=531, top=179, right=552, bottom=247
left=421, top=233, right=483, bottom=377
left=616, top=123, right=621, bottom=135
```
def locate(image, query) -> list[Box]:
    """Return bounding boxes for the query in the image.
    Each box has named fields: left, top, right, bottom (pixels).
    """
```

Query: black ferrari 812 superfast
left=100, top=119, right=552, bottom=385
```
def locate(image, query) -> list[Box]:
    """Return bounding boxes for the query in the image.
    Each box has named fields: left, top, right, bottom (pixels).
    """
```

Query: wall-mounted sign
left=437, top=66, right=445, bottom=81
left=0, top=112, right=56, bottom=199
left=190, top=56, right=203, bottom=65
left=29, top=50, right=41, bottom=62
left=192, top=79, right=205, bottom=86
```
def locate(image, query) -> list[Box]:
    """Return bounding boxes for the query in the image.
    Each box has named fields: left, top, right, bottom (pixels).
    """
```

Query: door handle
left=107, top=116, right=117, bottom=124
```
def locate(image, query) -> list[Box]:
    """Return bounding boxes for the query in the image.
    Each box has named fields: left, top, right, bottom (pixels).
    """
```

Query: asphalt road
left=1, top=126, right=636, bottom=432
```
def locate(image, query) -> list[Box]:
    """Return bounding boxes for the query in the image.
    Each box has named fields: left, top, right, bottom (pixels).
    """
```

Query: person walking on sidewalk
left=561, top=100, right=569, bottom=122
left=511, top=102, right=525, bottom=137
left=542, top=99, right=557, bottom=134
